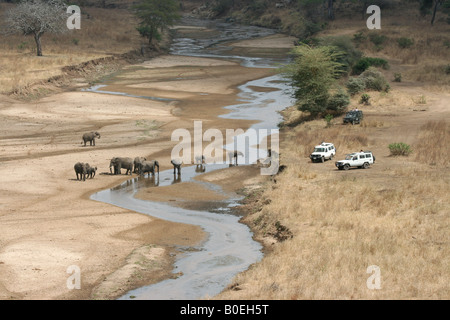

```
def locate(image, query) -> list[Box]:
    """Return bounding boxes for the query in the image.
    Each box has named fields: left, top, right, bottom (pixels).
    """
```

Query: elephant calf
left=82, top=131, right=101, bottom=147
left=74, top=162, right=90, bottom=181
left=87, top=166, right=97, bottom=179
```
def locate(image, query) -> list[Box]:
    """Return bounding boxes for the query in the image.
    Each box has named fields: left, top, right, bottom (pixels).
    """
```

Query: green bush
left=359, top=67, right=390, bottom=92
left=327, top=88, right=350, bottom=113
left=369, top=33, right=387, bottom=46
left=394, top=73, right=402, bottom=82
left=319, top=35, right=362, bottom=75
left=346, top=77, right=366, bottom=96
left=360, top=93, right=370, bottom=105
left=352, top=57, right=389, bottom=75
left=389, top=142, right=412, bottom=156
left=397, top=37, right=414, bottom=49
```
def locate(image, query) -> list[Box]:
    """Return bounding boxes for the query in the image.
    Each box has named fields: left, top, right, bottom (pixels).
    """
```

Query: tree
left=4, top=0, right=68, bottom=56
left=282, top=44, right=346, bottom=117
left=133, top=0, right=180, bottom=44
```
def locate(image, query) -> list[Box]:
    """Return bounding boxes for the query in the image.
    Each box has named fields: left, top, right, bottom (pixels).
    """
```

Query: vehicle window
left=352, top=156, right=358, bottom=160
left=360, top=155, right=365, bottom=159
left=345, top=155, right=352, bottom=160
left=314, top=148, right=324, bottom=152
left=366, top=154, right=372, bottom=158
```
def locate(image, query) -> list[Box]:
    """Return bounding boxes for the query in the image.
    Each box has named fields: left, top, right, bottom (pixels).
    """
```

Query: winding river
left=90, top=17, right=293, bottom=300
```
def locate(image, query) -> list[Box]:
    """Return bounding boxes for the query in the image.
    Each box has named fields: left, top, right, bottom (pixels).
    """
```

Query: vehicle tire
left=343, top=164, right=350, bottom=170
left=329, top=154, right=333, bottom=160
left=363, top=162, right=370, bottom=169
left=352, top=120, right=355, bottom=125
left=321, top=156, right=324, bottom=163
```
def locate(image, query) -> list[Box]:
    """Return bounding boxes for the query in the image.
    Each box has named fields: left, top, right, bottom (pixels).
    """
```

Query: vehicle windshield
left=314, top=148, right=325, bottom=152
left=345, top=155, right=353, bottom=160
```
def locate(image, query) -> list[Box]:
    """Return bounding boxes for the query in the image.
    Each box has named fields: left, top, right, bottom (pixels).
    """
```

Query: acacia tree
left=133, top=0, right=180, bottom=44
left=4, top=0, right=68, bottom=56
left=282, top=44, right=348, bottom=117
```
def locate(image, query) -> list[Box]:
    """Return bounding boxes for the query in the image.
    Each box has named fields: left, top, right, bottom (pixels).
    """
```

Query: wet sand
left=0, top=30, right=294, bottom=299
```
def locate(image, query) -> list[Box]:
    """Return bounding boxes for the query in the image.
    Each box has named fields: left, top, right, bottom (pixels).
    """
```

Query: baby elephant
left=87, top=166, right=97, bottom=179
left=82, top=131, right=101, bottom=147
left=74, top=162, right=90, bottom=181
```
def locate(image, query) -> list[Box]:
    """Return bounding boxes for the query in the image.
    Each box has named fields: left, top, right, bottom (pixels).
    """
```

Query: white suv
left=310, top=142, right=336, bottom=163
left=335, top=151, right=375, bottom=170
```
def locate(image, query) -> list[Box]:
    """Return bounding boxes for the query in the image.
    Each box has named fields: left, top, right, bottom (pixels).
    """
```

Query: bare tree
left=4, top=0, right=68, bottom=56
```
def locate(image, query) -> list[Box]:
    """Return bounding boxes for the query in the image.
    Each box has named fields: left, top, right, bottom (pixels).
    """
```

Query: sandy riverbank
left=0, top=32, right=294, bottom=299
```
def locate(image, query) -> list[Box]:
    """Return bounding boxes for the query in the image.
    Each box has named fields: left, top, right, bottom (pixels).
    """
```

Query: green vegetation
left=282, top=44, right=349, bottom=118
left=133, top=0, right=180, bottom=44
left=346, top=77, right=366, bottom=96
left=352, top=57, right=389, bottom=75
left=397, top=37, right=414, bottom=49
left=389, top=142, right=413, bottom=156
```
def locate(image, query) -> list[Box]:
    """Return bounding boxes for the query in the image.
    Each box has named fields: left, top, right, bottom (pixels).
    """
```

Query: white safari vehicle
left=310, top=142, right=336, bottom=163
left=335, top=151, right=375, bottom=170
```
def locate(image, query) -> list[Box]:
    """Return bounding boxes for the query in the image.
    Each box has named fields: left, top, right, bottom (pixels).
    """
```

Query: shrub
left=346, top=77, right=366, bottom=96
left=327, top=88, right=350, bottom=113
left=389, top=142, right=412, bottom=156
left=394, top=73, right=402, bottom=82
left=319, top=36, right=362, bottom=75
left=360, top=93, right=371, bottom=105
left=397, top=37, right=414, bottom=49
left=369, top=33, right=387, bottom=46
left=445, top=64, right=450, bottom=75
left=324, top=114, right=333, bottom=127
left=352, top=57, right=389, bottom=75
left=353, top=31, right=367, bottom=44
left=359, top=67, right=390, bottom=92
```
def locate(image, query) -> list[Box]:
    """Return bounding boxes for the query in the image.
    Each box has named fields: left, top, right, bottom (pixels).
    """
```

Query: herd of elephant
left=74, top=131, right=194, bottom=182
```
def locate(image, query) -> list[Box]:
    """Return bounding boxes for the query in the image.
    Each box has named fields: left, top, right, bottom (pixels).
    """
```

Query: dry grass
left=0, top=4, right=143, bottom=94
left=217, top=122, right=449, bottom=300
left=414, top=120, right=450, bottom=167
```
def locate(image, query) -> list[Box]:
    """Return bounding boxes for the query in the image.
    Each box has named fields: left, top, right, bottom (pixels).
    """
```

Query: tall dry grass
left=414, top=120, right=450, bottom=167
left=217, top=118, right=449, bottom=300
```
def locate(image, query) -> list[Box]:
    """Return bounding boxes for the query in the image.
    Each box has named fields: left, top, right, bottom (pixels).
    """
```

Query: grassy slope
left=214, top=5, right=449, bottom=300
left=0, top=3, right=147, bottom=96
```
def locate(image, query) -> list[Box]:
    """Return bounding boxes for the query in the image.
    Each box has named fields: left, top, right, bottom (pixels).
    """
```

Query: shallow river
left=90, top=18, right=293, bottom=300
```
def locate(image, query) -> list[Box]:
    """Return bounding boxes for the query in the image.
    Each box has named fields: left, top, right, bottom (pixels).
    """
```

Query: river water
left=90, top=18, right=293, bottom=300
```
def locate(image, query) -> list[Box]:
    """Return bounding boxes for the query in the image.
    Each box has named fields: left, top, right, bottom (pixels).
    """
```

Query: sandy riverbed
left=0, top=32, right=294, bottom=299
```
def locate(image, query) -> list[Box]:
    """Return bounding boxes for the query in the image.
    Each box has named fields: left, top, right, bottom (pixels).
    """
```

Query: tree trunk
left=431, top=0, right=441, bottom=25
left=34, top=32, right=43, bottom=56
left=328, top=0, right=334, bottom=20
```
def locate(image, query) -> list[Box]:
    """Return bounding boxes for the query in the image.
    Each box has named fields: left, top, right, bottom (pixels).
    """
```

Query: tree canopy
left=4, top=0, right=68, bottom=56
left=133, top=0, right=181, bottom=44
left=282, top=44, right=349, bottom=117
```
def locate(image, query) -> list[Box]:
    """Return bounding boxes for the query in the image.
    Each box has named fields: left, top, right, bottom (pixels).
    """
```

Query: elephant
left=109, top=157, right=133, bottom=175
left=133, top=157, right=147, bottom=174
left=82, top=132, right=101, bottom=147
left=139, top=160, right=160, bottom=177
left=171, top=159, right=182, bottom=175
left=195, top=155, right=205, bottom=164
left=74, top=162, right=90, bottom=181
left=87, top=166, right=97, bottom=179
left=228, top=150, right=244, bottom=165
